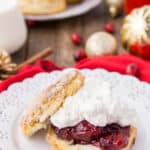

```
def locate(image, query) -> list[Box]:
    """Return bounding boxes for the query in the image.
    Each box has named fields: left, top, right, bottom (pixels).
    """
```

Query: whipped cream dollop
left=51, top=78, right=137, bottom=128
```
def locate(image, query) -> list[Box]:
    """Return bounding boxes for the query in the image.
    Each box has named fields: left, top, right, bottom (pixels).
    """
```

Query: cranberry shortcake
left=20, top=70, right=84, bottom=137
left=47, top=77, right=137, bottom=150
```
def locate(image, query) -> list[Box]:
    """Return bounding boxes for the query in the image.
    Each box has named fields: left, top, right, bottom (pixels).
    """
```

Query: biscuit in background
left=66, top=0, right=82, bottom=4
left=18, top=0, right=67, bottom=15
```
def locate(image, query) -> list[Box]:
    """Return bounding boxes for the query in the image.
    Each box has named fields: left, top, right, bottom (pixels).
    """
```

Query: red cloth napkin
left=1, top=54, right=150, bottom=92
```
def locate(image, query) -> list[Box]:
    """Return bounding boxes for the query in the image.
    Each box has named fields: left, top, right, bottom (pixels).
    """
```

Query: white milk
left=0, top=0, right=27, bottom=53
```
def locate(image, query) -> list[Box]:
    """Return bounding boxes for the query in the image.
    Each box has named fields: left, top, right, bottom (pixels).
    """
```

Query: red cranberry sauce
left=52, top=120, right=130, bottom=150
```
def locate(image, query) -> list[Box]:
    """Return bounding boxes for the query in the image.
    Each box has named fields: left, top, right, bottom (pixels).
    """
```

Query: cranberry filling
left=52, top=120, right=130, bottom=150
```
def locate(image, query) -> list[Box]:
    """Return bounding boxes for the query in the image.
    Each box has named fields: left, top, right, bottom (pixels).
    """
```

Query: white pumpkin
left=121, top=5, right=150, bottom=49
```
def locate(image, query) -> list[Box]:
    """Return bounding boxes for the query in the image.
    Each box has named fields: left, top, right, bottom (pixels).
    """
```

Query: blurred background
left=10, top=0, right=124, bottom=66
left=1, top=0, right=150, bottom=82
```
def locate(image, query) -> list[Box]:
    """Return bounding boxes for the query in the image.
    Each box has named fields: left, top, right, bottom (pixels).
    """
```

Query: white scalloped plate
left=0, top=69, right=150, bottom=150
left=25, top=0, right=101, bottom=21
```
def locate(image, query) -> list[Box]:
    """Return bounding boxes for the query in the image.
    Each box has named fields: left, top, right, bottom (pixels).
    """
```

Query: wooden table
left=12, top=1, right=125, bottom=67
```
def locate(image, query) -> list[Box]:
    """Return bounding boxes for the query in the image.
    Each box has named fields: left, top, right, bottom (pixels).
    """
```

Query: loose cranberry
left=126, top=63, right=140, bottom=77
left=71, top=33, right=82, bottom=45
left=74, top=50, right=87, bottom=61
left=130, top=42, right=141, bottom=55
left=130, top=42, right=150, bottom=59
left=138, top=44, right=150, bottom=59
left=104, top=23, right=115, bottom=33
left=26, top=20, right=37, bottom=27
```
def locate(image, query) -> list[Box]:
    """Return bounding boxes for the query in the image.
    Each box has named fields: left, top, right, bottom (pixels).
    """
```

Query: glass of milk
left=0, top=0, right=27, bottom=54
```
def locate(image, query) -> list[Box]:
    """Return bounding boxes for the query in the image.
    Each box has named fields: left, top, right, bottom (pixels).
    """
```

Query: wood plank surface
left=12, top=1, right=125, bottom=67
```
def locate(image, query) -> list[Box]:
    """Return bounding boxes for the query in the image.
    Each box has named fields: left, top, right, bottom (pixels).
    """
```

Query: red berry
left=26, top=20, right=37, bottom=27
left=74, top=50, right=87, bottom=61
left=130, top=42, right=141, bottom=55
left=139, top=44, right=150, bottom=59
left=104, top=23, right=115, bottom=33
left=72, top=120, right=102, bottom=142
left=71, top=33, right=82, bottom=45
left=130, top=42, right=150, bottom=59
left=126, top=63, right=140, bottom=77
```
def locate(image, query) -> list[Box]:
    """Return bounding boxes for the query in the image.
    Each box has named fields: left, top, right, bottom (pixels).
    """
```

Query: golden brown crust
left=125, top=126, right=137, bottom=150
left=18, top=0, right=67, bottom=15
left=20, top=70, right=84, bottom=137
left=47, top=126, right=137, bottom=150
